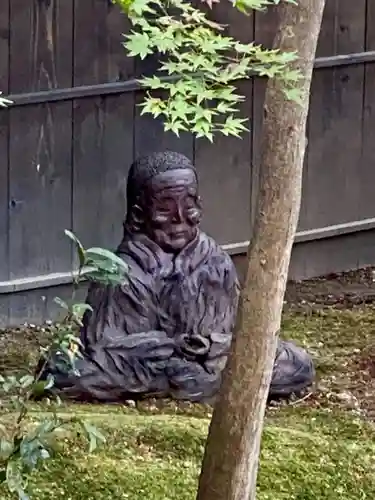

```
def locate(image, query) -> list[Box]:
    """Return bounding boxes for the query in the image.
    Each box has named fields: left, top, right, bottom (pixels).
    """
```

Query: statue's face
left=142, top=169, right=202, bottom=252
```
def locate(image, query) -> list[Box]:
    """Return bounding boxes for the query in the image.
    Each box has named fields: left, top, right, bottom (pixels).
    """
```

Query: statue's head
left=125, top=151, right=202, bottom=253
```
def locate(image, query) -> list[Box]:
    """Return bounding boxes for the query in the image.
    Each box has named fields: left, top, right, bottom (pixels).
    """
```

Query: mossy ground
left=1, top=305, right=375, bottom=499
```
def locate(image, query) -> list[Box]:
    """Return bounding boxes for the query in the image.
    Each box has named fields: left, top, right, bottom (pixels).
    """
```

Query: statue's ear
left=129, top=204, right=145, bottom=232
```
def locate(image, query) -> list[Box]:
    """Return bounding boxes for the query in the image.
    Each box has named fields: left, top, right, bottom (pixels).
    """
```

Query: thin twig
left=289, top=392, right=313, bottom=406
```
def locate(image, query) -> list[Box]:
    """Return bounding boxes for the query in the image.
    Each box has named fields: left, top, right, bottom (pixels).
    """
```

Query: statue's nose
left=172, top=206, right=184, bottom=223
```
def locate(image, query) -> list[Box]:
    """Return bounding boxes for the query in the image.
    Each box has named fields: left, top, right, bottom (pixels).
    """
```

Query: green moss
left=2, top=306, right=375, bottom=499
left=1, top=408, right=375, bottom=500
left=281, top=306, right=375, bottom=376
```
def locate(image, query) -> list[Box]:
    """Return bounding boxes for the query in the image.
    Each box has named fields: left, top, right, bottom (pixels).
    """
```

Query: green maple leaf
left=283, top=87, right=303, bottom=105
left=124, top=32, right=153, bottom=59
left=119, top=0, right=161, bottom=16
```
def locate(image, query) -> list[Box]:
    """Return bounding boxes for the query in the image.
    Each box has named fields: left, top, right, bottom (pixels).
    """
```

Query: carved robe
left=48, top=231, right=239, bottom=402
left=45, top=230, right=314, bottom=402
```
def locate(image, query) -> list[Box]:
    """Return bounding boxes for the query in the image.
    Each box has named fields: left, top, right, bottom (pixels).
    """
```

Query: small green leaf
left=19, top=375, right=35, bottom=389
left=124, top=31, right=153, bottom=60
left=233, top=0, right=270, bottom=14
left=164, top=119, right=188, bottom=137
left=283, top=69, right=303, bottom=83
left=82, top=270, right=125, bottom=286
left=85, top=248, right=129, bottom=282
left=139, top=96, right=167, bottom=118
left=123, top=0, right=162, bottom=17
left=85, top=248, right=128, bottom=270
left=64, top=230, right=86, bottom=267
left=216, top=101, right=237, bottom=114
left=31, top=376, right=55, bottom=397
left=2, top=376, right=18, bottom=393
left=138, top=75, right=164, bottom=90
left=283, top=86, right=303, bottom=104
left=0, top=438, right=14, bottom=460
left=6, top=460, right=27, bottom=498
left=72, top=303, right=93, bottom=318
left=80, top=421, right=106, bottom=453
left=53, top=297, right=70, bottom=312
left=32, top=419, right=60, bottom=438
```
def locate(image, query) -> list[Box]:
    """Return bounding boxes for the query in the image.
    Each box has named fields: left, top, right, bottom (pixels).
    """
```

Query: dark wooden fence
left=1, top=0, right=375, bottom=326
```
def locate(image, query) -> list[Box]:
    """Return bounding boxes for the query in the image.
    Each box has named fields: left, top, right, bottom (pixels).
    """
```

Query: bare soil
left=285, top=266, right=375, bottom=311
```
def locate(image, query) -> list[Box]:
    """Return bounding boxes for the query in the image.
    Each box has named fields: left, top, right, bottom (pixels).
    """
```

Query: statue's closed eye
left=153, top=213, right=170, bottom=224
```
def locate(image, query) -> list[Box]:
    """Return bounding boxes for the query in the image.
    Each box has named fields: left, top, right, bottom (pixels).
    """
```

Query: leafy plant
left=115, top=0, right=302, bottom=141
left=0, top=231, right=129, bottom=499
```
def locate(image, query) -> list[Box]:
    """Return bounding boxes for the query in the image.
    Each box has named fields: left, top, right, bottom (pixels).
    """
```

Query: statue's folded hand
left=175, top=333, right=210, bottom=360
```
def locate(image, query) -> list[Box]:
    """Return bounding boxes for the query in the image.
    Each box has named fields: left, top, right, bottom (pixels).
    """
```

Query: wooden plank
left=7, top=0, right=74, bottom=326
left=8, top=102, right=73, bottom=279
left=288, top=231, right=375, bottom=281
left=0, top=0, right=10, bottom=324
left=194, top=2, right=253, bottom=246
left=292, top=0, right=367, bottom=277
left=315, top=0, right=337, bottom=57
left=72, top=2, right=135, bottom=254
left=232, top=229, right=375, bottom=282
left=316, top=0, right=366, bottom=56
left=336, top=0, right=367, bottom=54
left=0, top=104, right=9, bottom=323
left=9, top=0, right=73, bottom=94
left=303, top=1, right=366, bottom=230
left=194, top=82, right=252, bottom=246
left=0, top=0, right=9, bottom=93
left=0, top=283, right=88, bottom=327
left=6, top=290, right=48, bottom=327
left=72, top=93, right=134, bottom=251
left=73, top=0, right=132, bottom=87
left=8, top=0, right=73, bottom=278
left=359, top=1, right=375, bottom=220
left=253, top=0, right=367, bottom=238
left=0, top=0, right=9, bottom=279
left=253, top=4, right=278, bottom=48
left=368, top=0, right=375, bottom=51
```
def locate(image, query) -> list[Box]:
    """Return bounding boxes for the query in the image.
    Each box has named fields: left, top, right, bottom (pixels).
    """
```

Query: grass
left=1, top=305, right=375, bottom=499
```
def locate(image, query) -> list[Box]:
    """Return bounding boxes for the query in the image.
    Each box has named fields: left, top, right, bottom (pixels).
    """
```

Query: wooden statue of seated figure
left=42, top=151, right=314, bottom=402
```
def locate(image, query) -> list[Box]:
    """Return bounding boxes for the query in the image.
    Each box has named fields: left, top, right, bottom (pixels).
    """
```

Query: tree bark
left=196, top=1, right=326, bottom=500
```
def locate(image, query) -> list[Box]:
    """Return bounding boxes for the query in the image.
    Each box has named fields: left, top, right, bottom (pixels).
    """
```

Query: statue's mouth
left=168, top=227, right=190, bottom=239
left=171, top=231, right=187, bottom=238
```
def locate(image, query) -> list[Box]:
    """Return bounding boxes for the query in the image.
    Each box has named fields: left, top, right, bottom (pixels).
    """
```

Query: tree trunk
left=196, top=1, right=326, bottom=500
